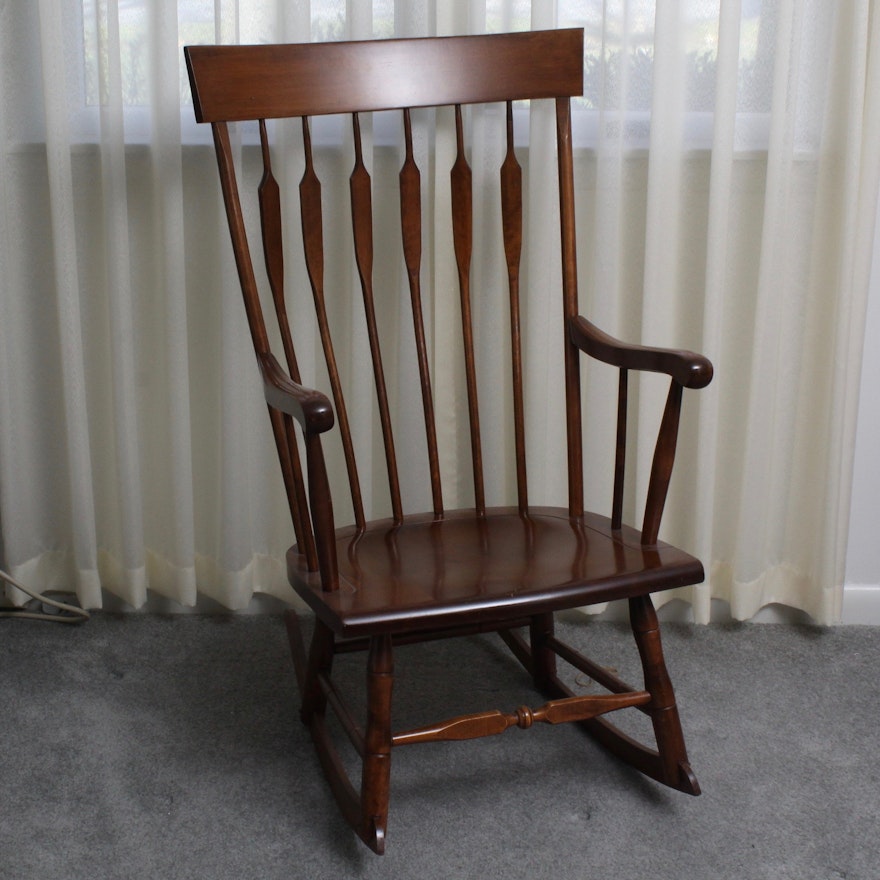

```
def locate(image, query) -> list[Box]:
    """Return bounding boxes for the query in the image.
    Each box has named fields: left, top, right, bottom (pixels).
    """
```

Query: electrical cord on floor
left=0, top=569, right=90, bottom=624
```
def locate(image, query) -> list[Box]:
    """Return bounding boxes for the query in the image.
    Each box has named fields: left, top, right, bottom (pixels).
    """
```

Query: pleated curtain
left=0, top=1, right=877, bottom=623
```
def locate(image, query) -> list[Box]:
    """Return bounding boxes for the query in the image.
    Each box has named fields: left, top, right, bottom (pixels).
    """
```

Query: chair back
left=185, top=29, right=586, bottom=565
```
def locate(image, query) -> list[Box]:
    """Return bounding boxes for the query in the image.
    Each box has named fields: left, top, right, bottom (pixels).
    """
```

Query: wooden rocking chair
left=186, top=28, right=712, bottom=854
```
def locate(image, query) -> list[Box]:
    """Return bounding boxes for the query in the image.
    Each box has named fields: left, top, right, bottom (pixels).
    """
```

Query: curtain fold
left=0, top=0, right=877, bottom=623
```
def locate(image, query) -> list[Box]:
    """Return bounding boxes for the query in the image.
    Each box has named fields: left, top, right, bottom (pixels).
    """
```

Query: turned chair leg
left=289, top=617, right=396, bottom=854
left=628, top=594, right=700, bottom=794
left=361, top=634, right=394, bottom=854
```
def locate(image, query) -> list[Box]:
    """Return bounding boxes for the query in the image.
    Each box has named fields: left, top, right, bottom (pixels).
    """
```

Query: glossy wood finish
left=287, top=509, right=704, bottom=638
left=451, top=104, right=485, bottom=514
left=400, top=109, right=443, bottom=517
left=350, top=114, right=404, bottom=525
left=568, top=314, right=713, bottom=545
left=392, top=690, right=652, bottom=747
left=298, top=119, right=365, bottom=533
left=187, top=29, right=584, bottom=122
left=569, top=314, right=714, bottom=388
left=557, top=97, right=584, bottom=519
left=501, top=102, right=528, bottom=513
left=186, top=27, right=713, bottom=854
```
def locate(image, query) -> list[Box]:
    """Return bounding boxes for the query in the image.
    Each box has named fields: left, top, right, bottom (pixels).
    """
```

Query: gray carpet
left=1, top=613, right=878, bottom=879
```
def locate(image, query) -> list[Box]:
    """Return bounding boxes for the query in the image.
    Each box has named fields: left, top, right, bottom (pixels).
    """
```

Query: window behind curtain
left=70, top=1, right=819, bottom=152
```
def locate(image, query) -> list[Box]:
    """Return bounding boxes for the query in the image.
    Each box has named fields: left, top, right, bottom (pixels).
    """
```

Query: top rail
left=186, top=29, right=584, bottom=122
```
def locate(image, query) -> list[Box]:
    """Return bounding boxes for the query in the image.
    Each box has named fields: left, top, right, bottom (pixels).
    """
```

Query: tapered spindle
left=350, top=113, right=403, bottom=525
left=258, top=119, right=301, bottom=382
left=257, top=120, right=313, bottom=557
left=300, top=116, right=365, bottom=530
left=500, top=102, right=528, bottom=513
left=400, top=108, right=443, bottom=517
left=451, top=104, right=485, bottom=514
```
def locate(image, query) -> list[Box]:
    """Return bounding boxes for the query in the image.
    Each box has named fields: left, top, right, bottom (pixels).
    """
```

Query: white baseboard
left=841, top=585, right=880, bottom=625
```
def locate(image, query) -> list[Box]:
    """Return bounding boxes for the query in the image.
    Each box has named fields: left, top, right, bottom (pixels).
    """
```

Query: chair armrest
left=259, top=351, right=339, bottom=588
left=258, top=352, right=335, bottom=435
left=569, top=315, right=712, bottom=545
left=568, top=315, right=713, bottom=389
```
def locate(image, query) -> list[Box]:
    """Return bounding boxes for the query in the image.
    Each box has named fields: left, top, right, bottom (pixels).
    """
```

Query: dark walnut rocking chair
left=185, top=28, right=713, bottom=854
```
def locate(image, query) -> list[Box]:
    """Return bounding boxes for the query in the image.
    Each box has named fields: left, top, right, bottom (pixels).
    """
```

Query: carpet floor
left=1, top=613, right=878, bottom=879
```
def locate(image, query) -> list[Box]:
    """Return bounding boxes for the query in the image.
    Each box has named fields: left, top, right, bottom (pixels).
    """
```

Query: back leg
left=529, top=612, right=557, bottom=689
left=499, top=601, right=700, bottom=796
left=284, top=609, right=308, bottom=690
left=299, top=617, right=336, bottom=724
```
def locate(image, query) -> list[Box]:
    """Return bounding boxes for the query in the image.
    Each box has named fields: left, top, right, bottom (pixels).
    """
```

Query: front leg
left=361, top=633, right=394, bottom=853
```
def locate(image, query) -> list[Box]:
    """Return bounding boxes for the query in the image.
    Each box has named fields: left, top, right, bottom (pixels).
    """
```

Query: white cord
left=0, top=569, right=90, bottom=624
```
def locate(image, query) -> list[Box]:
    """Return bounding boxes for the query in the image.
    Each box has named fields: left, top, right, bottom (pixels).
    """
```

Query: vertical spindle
left=257, top=120, right=313, bottom=557
left=400, top=108, right=444, bottom=517
left=451, top=104, right=485, bottom=514
left=500, top=101, right=528, bottom=513
left=300, top=116, right=366, bottom=530
left=350, top=113, right=403, bottom=525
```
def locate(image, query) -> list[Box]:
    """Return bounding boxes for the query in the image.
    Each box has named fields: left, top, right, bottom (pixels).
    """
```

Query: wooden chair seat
left=289, top=508, right=704, bottom=638
left=186, top=27, right=713, bottom=854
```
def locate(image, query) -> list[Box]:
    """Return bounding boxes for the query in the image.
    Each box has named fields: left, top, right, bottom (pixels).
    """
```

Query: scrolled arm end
left=258, top=352, right=335, bottom=434
left=680, top=354, right=713, bottom=390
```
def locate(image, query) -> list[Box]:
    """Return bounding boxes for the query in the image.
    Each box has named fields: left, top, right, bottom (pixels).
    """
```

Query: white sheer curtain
left=0, top=1, right=877, bottom=623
